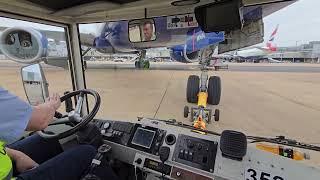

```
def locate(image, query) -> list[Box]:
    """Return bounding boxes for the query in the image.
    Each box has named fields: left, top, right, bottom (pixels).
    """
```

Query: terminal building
left=269, top=41, right=320, bottom=63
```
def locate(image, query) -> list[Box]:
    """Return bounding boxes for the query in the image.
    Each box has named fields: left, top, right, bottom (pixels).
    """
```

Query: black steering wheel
left=38, top=89, right=100, bottom=139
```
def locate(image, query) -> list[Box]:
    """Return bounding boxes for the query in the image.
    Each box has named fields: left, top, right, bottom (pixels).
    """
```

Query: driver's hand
left=15, top=151, right=39, bottom=173
left=6, top=148, right=39, bottom=173
left=47, top=93, right=61, bottom=111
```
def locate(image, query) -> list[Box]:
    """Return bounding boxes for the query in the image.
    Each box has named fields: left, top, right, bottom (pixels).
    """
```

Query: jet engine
left=170, top=45, right=201, bottom=63
left=0, top=27, right=48, bottom=63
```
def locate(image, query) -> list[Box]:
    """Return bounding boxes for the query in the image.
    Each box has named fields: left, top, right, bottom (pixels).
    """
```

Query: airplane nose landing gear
left=184, top=46, right=221, bottom=130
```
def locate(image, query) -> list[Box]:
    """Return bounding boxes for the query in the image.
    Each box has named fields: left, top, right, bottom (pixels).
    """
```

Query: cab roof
left=26, top=0, right=139, bottom=11
left=0, top=0, right=296, bottom=24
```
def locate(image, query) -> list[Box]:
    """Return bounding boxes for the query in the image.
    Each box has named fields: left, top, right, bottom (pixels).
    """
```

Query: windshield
left=79, top=0, right=320, bottom=153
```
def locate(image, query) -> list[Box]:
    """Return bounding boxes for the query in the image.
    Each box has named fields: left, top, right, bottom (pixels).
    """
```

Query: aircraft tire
left=208, top=76, right=221, bottom=105
left=144, top=61, right=150, bottom=69
left=186, top=75, right=199, bottom=103
left=135, top=61, right=139, bottom=68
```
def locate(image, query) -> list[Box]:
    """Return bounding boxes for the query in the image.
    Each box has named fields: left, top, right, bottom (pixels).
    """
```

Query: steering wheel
left=38, top=89, right=100, bottom=139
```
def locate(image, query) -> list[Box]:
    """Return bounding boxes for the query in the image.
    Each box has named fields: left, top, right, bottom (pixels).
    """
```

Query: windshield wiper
left=141, top=117, right=320, bottom=152
left=142, top=117, right=222, bottom=136
left=247, top=135, right=320, bottom=152
left=168, top=121, right=320, bottom=151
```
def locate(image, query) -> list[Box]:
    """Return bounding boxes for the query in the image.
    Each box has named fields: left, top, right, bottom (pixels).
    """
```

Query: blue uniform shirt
left=0, top=87, right=32, bottom=144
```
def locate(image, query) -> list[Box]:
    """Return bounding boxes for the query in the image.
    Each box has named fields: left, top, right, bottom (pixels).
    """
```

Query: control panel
left=95, top=120, right=166, bottom=156
left=172, top=134, right=218, bottom=172
left=96, top=120, right=135, bottom=146
left=95, top=118, right=320, bottom=180
left=128, top=124, right=166, bottom=156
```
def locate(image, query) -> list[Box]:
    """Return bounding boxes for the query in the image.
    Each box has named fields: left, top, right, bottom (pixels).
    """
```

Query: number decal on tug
left=245, top=168, right=285, bottom=180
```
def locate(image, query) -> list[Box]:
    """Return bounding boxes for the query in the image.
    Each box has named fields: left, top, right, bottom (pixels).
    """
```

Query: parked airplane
left=86, top=15, right=225, bottom=68
left=232, top=25, right=279, bottom=62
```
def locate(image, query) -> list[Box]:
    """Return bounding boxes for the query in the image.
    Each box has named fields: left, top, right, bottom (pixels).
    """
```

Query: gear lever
left=92, top=144, right=112, bottom=168
left=82, top=144, right=112, bottom=180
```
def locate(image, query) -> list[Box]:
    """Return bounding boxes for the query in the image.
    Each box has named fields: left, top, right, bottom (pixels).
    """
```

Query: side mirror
left=21, top=64, right=49, bottom=105
left=128, top=18, right=156, bottom=42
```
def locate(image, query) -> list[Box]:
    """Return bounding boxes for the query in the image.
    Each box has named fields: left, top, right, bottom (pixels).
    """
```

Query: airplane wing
left=254, top=46, right=269, bottom=51
left=38, top=30, right=96, bottom=48
left=260, top=0, right=297, bottom=18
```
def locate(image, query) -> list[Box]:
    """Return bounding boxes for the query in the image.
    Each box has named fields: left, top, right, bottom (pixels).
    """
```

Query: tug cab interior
left=1, top=0, right=320, bottom=180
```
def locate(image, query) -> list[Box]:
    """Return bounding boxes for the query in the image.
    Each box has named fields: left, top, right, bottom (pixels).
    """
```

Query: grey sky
left=263, top=0, right=320, bottom=47
left=0, top=0, right=318, bottom=47
left=0, top=17, right=64, bottom=31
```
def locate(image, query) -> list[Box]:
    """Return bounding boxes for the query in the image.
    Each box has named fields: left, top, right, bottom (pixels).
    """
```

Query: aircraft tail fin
left=266, top=25, right=279, bottom=51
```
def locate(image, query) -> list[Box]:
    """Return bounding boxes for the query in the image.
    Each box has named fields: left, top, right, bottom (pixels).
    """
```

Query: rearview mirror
left=129, top=19, right=156, bottom=42
left=21, top=64, right=49, bottom=105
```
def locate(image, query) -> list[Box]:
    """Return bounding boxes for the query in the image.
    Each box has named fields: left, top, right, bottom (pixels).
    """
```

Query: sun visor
left=195, top=0, right=244, bottom=33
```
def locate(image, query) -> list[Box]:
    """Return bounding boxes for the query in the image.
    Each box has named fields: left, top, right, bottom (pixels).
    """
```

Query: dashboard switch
left=184, top=150, right=189, bottom=160
left=179, top=149, right=184, bottom=159
left=188, top=151, right=193, bottom=161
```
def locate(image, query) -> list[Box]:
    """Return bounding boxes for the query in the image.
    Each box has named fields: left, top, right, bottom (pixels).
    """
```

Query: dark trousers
left=8, top=134, right=96, bottom=180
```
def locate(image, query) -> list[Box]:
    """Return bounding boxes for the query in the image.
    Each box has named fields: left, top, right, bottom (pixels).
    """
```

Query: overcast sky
left=1, top=0, right=318, bottom=47
left=263, top=0, right=320, bottom=46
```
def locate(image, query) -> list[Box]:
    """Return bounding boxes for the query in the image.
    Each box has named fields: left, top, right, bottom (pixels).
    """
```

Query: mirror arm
left=144, top=8, right=147, bottom=18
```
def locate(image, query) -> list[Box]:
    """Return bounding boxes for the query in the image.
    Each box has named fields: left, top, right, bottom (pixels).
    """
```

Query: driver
left=0, top=87, right=96, bottom=180
left=142, top=21, right=155, bottom=41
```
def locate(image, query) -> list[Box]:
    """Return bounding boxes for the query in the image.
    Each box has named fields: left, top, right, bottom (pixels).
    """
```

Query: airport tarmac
left=3, top=60, right=320, bottom=73
left=84, top=61, right=320, bottom=73
left=1, top=60, right=320, bottom=166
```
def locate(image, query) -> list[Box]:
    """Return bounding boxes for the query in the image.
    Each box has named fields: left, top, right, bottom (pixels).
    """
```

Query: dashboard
left=93, top=118, right=320, bottom=180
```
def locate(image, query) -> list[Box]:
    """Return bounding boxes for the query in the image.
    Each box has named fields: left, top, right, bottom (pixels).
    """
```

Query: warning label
left=167, top=14, right=198, bottom=29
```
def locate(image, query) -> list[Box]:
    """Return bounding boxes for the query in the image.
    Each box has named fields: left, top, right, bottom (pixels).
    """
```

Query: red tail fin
left=266, top=25, right=279, bottom=51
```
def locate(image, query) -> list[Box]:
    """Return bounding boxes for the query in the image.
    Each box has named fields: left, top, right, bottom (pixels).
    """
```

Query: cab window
left=0, top=16, right=73, bottom=103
